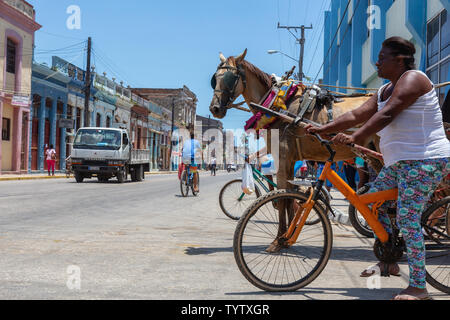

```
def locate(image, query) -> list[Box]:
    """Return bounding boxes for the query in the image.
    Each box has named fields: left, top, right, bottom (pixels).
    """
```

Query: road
left=0, top=171, right=447, bottom=300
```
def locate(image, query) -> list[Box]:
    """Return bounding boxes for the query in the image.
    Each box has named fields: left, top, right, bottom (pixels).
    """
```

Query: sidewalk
left=0, top=170, right=178, bottom=182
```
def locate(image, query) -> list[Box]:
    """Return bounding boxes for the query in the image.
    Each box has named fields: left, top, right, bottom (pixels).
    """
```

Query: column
left=0, top=99, right=3, bottom=175
left=154, top=133, right=159, bottom=170
left=23, top=109, right=30, bottom=173
left=37, top=97, right=46, bottom=171
left=49, top=99, right=57, bottom=149
left=149, top=132, right=154, bottom=170
left=60, top=102, right=67, bottom=170
left=12, top=107, right=22, bottom=172
left=28, top=101, right=33, bottom=172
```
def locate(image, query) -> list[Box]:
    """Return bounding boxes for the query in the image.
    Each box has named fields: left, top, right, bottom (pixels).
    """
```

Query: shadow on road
left=224, top=287, right=399, bottom=300
left=184, top=245, right=381, bottom=263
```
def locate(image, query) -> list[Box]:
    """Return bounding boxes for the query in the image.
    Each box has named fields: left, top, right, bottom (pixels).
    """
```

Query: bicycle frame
left=285, top=141, right=396, bottom=246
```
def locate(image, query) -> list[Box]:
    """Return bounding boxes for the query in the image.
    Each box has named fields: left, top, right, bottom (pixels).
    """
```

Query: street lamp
left=267, top=50, right=301, bottom=80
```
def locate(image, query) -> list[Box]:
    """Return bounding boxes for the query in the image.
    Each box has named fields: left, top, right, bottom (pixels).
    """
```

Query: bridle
left=211, top=62, right=247, bottom=109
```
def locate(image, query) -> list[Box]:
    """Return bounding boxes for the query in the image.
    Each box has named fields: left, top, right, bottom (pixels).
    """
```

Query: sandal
left=360, top=262, right=401, bottom=277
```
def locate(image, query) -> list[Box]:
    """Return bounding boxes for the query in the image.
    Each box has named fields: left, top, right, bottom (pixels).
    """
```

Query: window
left=6, top=39, right=16, bottom=74
left=96, top=113, right=101, bottom=127
left=2, top=118, right=11, bottom=141
left=426, top=9, right=450, bottom=106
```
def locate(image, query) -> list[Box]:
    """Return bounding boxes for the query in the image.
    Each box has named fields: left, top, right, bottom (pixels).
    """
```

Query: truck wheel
left=136, top=165, right=143, bottom=182
left=117, top=169, right=126, bottom=183
left=130, top=168, right=137, bottom=182
left=74, top=171, right=84, bottom=183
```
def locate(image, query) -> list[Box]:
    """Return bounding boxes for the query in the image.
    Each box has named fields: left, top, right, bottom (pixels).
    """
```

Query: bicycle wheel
left=348, top=185, right=374, bottom=238
left=219, top=179, right=261, bottom=220
left=421, top=196, right=450, bottom=294
left=233, top=190, right=333, bottom=292
left=180, top=171, right=189, bottom=197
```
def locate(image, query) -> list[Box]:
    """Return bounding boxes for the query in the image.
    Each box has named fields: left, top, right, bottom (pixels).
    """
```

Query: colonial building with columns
left=0, top=0, right=41, bottom=174
left=30, top=62, right=71, bottom=172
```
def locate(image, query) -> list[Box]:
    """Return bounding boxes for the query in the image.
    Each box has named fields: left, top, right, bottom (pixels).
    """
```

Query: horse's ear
left=219, top=52, right=227, bottom=63
left=235, top=48, right=247, bottom=63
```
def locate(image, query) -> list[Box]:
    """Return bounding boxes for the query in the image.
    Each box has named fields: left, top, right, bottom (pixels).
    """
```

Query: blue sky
left=28, top=0, right=331, bottom=130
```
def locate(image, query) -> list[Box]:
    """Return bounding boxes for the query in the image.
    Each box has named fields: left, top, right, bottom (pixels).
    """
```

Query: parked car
left=227, top=164, right=237, bottom=172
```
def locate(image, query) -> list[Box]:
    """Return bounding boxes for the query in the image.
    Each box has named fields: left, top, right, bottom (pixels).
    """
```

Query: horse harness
left=211, top=62, right=247, bottom=108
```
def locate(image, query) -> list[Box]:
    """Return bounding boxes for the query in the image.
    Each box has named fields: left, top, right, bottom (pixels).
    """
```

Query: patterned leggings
left=368, top=158, right=449, bottom=289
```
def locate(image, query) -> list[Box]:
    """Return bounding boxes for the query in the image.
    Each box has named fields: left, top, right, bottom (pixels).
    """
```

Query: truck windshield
left=73, top=129, right=121, bottom=150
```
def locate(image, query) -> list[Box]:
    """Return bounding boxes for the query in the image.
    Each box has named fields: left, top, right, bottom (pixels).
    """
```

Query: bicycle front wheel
left=219, top=179, right=261, bottom=220
left=233, top=190, right=333, bottom=292
left=421, top=196, right=450, bottom=294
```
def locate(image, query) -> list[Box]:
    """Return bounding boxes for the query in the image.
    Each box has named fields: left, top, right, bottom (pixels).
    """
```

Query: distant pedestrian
left=210, top=157, right=217, bottom=176
left=45, top=144, right=56, bottom=176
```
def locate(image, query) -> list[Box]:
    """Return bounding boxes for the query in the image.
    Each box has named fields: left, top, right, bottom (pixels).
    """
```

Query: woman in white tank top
left=306, top=37, right=450, bottom=300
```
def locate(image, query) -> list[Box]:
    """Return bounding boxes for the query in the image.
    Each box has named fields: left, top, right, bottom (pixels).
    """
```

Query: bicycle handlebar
left=309, top=132, right=384, bottom=161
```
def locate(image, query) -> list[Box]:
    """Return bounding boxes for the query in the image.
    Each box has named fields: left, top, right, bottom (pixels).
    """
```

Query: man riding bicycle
left=181, top=130, right=202, bottom=193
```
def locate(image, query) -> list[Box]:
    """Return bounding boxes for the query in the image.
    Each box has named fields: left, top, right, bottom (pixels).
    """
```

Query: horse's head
left=209, top=49, right=248, bottom=119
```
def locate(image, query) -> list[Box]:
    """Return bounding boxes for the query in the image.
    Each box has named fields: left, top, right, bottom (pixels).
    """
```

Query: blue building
left=323, top=0, right=449, bottom=109
left=30, top=62, right=71, bottom=172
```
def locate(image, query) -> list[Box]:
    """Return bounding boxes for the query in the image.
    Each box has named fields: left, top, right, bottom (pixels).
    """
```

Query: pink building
left=0, top=0, right=41, bottom=174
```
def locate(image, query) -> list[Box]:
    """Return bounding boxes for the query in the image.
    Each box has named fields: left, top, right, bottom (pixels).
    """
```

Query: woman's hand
left=304, top=124, right=322, bottom=134
left=331, top=133, right=355, bottom=146
left=304, top=124, right=333, bottom=140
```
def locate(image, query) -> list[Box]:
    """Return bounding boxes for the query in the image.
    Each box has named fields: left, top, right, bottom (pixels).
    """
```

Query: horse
left=209, top=49, right=382, bottom=240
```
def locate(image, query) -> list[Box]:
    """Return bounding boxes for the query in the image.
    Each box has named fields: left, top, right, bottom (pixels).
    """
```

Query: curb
left=0, top=171, right=178, bottom=182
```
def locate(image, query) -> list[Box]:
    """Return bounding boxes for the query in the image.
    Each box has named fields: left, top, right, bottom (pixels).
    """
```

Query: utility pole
left=277, top=23, right=312, bottom=81
left=84, top=37, right=92, bottom=127
left=169, top=97, right=175, bottom=171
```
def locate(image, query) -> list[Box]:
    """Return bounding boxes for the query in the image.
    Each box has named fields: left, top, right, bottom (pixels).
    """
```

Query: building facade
left=0, top=0, right=41, bottom=174
left=196, top=114, right=224, bottom=169
left=132, top=86, right=198, bottom=170
left=30, top=62, right=71, bottom=172
left=323, top=0, right=449, bottom=112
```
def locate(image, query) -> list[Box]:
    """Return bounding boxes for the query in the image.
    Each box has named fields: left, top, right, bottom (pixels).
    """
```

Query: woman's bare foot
left=392, top=286, right=431, bottom=300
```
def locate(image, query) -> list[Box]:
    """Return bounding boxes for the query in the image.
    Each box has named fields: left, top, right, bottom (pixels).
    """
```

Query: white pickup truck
left=70, top=127, right=150, bottom=183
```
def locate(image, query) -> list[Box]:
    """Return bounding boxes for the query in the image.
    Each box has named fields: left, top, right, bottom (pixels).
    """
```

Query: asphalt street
left=0, top=171, right=447, bottom=300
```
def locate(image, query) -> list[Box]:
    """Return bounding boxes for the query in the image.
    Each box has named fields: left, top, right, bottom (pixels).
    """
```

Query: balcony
left=3, top=0, right=34, bottom=20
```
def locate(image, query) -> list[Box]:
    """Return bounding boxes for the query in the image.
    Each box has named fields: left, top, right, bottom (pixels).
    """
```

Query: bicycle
left=233, top=133, right=450, bottom=294
left=219, top=158, right=332, bottom=221
left=65, top=156, right=72, bottom=178
left=180, top=164, right=200, bottom=197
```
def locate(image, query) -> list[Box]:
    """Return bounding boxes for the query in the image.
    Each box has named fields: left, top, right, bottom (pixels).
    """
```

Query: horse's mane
left=228, top=57, right=272, bottom=90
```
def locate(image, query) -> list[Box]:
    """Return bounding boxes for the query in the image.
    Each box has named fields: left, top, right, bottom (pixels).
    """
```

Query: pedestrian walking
left=45, top=144, right=56, bottom=176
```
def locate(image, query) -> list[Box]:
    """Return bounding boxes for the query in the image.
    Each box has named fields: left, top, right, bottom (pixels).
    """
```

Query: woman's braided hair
left=382, top=36, right=416, bottom=70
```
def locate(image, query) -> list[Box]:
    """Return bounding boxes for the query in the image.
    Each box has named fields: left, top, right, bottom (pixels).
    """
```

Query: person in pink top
left=45, top=144, right=56, bottom=176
